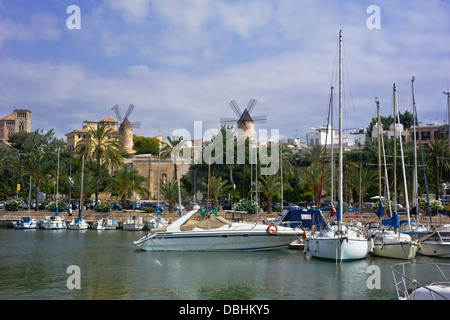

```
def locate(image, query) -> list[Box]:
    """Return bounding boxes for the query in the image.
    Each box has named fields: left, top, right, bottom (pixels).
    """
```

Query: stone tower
left=0, top=108, right=32, bottom=144
left=119, top=117, right=134, bottom=153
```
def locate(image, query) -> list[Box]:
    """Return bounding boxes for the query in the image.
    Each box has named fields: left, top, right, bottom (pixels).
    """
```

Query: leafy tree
left=22, top=152, right=56, bottom=211
left=257, top=174, right=281, bottom=214
left=133, top=136, right=160, bottom=155
left=75, top=122, right=123, bottom=203
left=160, top=180, right=179, bottom=213
left=201, top=176, right=232, bottom=210
left=161, top=135, right=185, bottom=181
left=111, top=164, right=149, bottom=202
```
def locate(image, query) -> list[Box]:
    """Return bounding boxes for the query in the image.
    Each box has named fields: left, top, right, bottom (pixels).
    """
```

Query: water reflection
left=1, top=229, right=446, bottom=300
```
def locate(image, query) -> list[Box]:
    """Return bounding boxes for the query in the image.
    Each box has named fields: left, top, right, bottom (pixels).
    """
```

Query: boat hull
left=418, top=242, right=450, bottom=258
left=373, top=242, right=417, bottom=259
left=134, top=229, right=301, bottom=251
left=307, top=237, right=370, bottom=261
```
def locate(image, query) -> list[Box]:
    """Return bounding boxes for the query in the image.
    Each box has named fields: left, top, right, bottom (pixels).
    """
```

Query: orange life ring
left=267, top=224, right=278, bottom=235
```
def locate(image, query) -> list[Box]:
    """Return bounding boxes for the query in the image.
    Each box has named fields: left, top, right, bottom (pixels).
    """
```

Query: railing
left=391, top=261, right=450, bottom=300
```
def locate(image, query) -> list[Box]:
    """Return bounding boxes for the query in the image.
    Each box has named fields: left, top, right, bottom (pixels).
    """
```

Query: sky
left=1, top=0, right=449, bottom=144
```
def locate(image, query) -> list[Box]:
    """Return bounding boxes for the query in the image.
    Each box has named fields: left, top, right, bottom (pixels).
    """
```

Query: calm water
left=0, top=228, right=446, bottom=300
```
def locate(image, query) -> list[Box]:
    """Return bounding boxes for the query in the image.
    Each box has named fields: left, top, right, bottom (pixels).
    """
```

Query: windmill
left=112, top=104, right=140, bottom=153
left=220, top=99, right=266, bottom=140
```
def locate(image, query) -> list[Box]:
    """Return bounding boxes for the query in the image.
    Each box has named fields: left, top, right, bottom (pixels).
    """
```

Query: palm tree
left=22, top=152, right=56, bottom=211
left=111, top=164, right=149, bottom=203
left=160, top=180, right=179, bottom=213
left=161, top=135, right=185, bottom=180
left=258, top=174, right=281, bottom=214
left=75, top=122, right=123, bottom=204
left=348, top=166, right=378, bottom=204
left=299, top=162, right=324, bottom=206
left=202, top=176, right=232, bottom=210
left=426, top=139, right=450, bottom=200
left=0, top=146, right=19, bottom=176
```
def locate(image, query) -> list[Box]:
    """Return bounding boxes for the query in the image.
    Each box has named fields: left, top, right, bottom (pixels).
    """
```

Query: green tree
left=160, top=180, right=179, bottom=213
left=22, top=152, right=56, bottom=211
left=133, top=136, right=160, bottom=155
left=426, top=139, right=450, bottom=200
left=202, top=176, right=232, bottom=210
left=111, top=164, right=149, bottom=202
left=75, top=122, right=123, bottom=203
left=161, top=135, right=185, bottom=181
left=257, top=174, right=281, bottom=214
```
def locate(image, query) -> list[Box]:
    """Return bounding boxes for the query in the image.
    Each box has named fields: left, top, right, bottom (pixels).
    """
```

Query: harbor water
left=0, top=228, right=446, bottom=300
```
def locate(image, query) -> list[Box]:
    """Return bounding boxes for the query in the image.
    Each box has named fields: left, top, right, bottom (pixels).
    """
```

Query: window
left=421, top=131, right=430, bottom=140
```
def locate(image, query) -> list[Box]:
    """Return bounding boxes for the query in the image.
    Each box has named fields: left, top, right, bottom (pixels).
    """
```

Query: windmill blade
left=220, top=117, right=238, bottom=124
left=229, top=100, right=243, bottom=118
left=123, top=104, right=135, bottom=120
left=131, top=122, right=141, bottom=128
left=246, top=98, right=257, bottom=114
left=112, top=104, right=122, bottom=123
left=252, top=115, right=267, bottom=123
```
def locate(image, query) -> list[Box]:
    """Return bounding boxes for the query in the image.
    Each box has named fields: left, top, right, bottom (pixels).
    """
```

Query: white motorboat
left=13, top=217, right=38, bottom=229
left=372, top=230, right=417, bottom=259
left=68, top=217, right=89, bottom=230
left=40, top=215, right=66, bottom=230
left=392, top=261, right=450, bottom=300
left=123, top=215, right=145, bottom=231
left=418, top=231, right=450, bottom=258
left=306, top=223, right=370, bottom=262
left=134, top=210, right=302, bottom=251
left=94, top=218, right=118, bottom=230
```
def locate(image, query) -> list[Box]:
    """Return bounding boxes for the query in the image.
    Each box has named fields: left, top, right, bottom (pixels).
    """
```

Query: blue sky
left=1, top=0, right=449, bottom=143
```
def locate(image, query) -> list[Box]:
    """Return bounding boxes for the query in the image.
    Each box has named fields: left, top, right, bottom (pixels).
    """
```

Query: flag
left=376, top=200, right=384, bottom=218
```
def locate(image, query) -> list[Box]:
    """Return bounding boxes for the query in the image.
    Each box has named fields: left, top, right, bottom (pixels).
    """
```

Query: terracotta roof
left=100, top=117, right=118, bottom=123
left=0, top=113, right=15, bottom=121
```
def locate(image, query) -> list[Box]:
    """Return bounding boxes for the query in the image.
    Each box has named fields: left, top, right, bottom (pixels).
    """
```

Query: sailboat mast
left=395, top=87, right=412, bottom=232
left=411, top=77, right=419, bottom=217
left=330, top=86, right=334, bottom=206
left=377, top=99, right=382, bottom=226
left=338, top=30, right=343, bottom=228
left=393, top=83, right=397, bottom=208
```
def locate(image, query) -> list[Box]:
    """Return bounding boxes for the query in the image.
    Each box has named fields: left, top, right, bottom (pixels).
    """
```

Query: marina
left=1, top=208, right=450, bottom=301
left=1, top=1, right=450, bottom=306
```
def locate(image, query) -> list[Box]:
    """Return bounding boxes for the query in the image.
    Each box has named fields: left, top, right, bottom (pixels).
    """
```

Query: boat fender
left=267, top=224, right=278, bottom=235
left=304, top=240, right=309, bottom=254
left=311, top=225, right=315, bottom=235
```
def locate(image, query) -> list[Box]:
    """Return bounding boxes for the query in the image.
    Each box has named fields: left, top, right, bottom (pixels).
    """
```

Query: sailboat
left=371, top=84, right=417, bottom=259
left=41, top=148, right=66, bottom=230
left=306, top=30, right=371, bottom=263
left=68, top=155, right=89, bottom=230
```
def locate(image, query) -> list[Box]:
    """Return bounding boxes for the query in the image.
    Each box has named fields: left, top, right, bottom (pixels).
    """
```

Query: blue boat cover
left=376, top=200, right=384, bottom=218
left=279, top=207, right=327, bottom=230
left=382, top=212, right=399, bottom=229
left=21, top=217, right=31, bottom=223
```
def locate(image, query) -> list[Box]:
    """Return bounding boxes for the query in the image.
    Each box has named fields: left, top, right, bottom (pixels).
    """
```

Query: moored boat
left=13, top=217, right=38, bottom=229
left=40, top=215, right=66, bottom=230
left=134, top=210, right=302, bottom=251
left=93, top=218, right=118, bottom=230
left=123, top=215, right=145, bottom=231
left=418, top=231, right=450, bottom=258
left=391, top=261, right=450, bottom=300
left=68, top=217, right=89, bottom=230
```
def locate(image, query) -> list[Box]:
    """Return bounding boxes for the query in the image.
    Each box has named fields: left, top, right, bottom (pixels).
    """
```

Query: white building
left=306, top=126, right=366, bottom=150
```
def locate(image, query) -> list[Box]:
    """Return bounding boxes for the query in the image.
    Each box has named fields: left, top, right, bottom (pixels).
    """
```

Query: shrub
left=235, top=198, right=258, bottom=214
left=4, top=199, right=25, bottom=211
left=48, top=200, right=67, bottom=212
left=142, top=206, right=156, bottom=213
left=94, top=203, right=113, bottom=212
